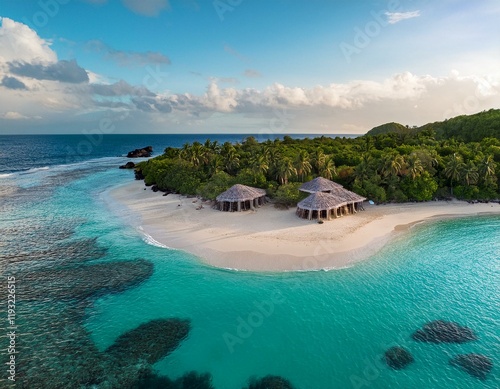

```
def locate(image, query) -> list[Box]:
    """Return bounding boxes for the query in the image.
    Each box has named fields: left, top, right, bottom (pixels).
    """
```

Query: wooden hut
left=298, top=177, right=367, bottom=219
left=299, top=176, right=344, bottom=194
left=215, top=184, right=267, bottom=212
left=330, top=187, right=366, bottom=214
left=296, top=192, right=347, bottom=220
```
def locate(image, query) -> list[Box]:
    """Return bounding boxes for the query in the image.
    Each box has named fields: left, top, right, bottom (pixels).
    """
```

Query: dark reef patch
left=384, top=346, right=414, bottom=370
left=16, top=259, right=154, bottom=302
left=412, top=320, right=477, bottom=344
left=245, top=375, right=297, bottom=389
left=106, top=318, right=191, bottom=365
left=450, top=354, right=493, bottom=380
left=133, top=370, right=214, bottom=389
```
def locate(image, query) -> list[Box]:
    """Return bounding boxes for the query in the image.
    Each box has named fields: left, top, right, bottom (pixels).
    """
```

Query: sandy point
left=104, top=180, right=500, bottom=272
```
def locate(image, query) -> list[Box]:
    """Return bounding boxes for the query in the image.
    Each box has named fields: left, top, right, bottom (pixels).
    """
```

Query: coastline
left=104, top=180, right=500, bottom=272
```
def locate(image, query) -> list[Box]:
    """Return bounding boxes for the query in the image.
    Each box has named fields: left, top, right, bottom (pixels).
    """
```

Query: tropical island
left=110, top=109, right=500, bottom=271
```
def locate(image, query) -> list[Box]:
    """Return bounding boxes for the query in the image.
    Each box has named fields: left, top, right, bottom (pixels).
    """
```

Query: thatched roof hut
left=296, top=192, right=347, bottom=220
left=299, top=176, right=343, bottom=194
left=215, top=184, right=267, bottom=212
left=297, top=177, right=367, bottom=220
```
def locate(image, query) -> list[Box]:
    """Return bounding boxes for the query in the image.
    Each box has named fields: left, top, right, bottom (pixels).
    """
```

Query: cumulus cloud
left=0, top=111, right=30, bottom=120
left=8, top=60, right=89, bottom=83
left=0, top=17, right=57, bottom=63
left=86, top=40, right=170, bottom=66
left=1, top=76, right=27, bottom=90
left=386, top=11, right=421, bottom=24
left=90, top=80, right=155, bottom=96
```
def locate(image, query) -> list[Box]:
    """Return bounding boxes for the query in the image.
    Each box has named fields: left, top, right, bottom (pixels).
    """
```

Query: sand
left=104, top=180, right=500, bottom=272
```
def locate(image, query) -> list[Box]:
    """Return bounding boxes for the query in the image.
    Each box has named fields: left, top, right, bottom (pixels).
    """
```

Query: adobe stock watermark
left=213, top=0, right=244, bottom=22
left=222, top=289, right=286, bottom=353
left=22, top=0, right=70, bottom=29
left=142, top=64, right=170, bottom=90
left=339, top=0, right=403, bottom=64
left=5, top=276, right=17, bottom=383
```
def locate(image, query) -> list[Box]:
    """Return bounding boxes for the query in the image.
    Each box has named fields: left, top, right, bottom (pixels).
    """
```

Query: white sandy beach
left=105, top=180, right=500, bottom=271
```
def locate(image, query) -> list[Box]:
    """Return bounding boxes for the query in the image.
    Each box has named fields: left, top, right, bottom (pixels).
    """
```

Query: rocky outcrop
left=412, top=320, right=477, bottom=344
left=384, top=346, right=414, bottom=370
left=450, top=354, right=493, bottom=380
left=119, top=161, right=135, bottom=169
left=127, top=146, right=153, bottom=158
left=134, top=168, right=145, bottom=180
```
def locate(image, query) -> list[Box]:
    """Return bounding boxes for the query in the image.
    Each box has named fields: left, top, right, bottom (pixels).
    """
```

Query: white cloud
left=386, top=11, right=421, bottom=24
left=0, top=111, right=30, bottom=120
left=0, top=17, right=57, bottom=64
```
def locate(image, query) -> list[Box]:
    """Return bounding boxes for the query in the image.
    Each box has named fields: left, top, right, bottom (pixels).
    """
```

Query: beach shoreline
left=103, top=180, right=500, bottom=272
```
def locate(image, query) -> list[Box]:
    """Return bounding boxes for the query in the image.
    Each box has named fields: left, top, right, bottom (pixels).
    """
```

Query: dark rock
left=450, top=354, right=493, bottom=380
left=152, top=185, right=159, bottom=192
left=127, top=146, right=153, bottom=158
left=105, top=318, right=191, bottom=365
left=412, top=320, right=477, bottom=343
left=119, top=161, right=136, bottom=169
left=384, top=346, right=414, bottom=370
left=245, top=375, right=297, bottom=389
left=135, top=169, right=145, bottom=180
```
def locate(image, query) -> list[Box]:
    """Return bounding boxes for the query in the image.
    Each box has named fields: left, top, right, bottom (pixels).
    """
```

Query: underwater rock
left=412, top=320, right=477, bottom=343
left=127, top=146, right=153, bottom=158
left=120, top=161, right=136, bottom=169
left=133, top=370, right=214, bottom=389
left=11, top=301, right=106, bottom=389
left=105, top=318, right=191, bottom=365
left=6, top=237, right=106, bottom=265
left=245, top=375, right=297, bottom=389
left=450, top=354, right=493, bottom=380
left=17, top=259, right=154, bottom=302
left=384, top=346, right=414, bottom=370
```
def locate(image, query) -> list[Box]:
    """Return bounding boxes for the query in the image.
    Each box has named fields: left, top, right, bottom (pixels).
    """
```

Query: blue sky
left=1, top=0, right=499, bottom=134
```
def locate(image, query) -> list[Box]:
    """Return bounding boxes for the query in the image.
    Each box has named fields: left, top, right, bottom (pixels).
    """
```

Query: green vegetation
left=136, top=116, right=500, bottom=205
left=366, top=109, right=500, bottom=142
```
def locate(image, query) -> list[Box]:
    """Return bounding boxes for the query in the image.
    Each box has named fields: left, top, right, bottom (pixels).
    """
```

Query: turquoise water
left=1, top=154, right=499, bottom=388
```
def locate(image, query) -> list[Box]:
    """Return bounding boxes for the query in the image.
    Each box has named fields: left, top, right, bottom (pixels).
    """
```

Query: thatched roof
left=331, top=187, right=367, bottom=203
left=297, top=192, right=347, bottom=211
left=299, top=177, right=344, bottom=193
left=216, top=184, right=266, bottom=202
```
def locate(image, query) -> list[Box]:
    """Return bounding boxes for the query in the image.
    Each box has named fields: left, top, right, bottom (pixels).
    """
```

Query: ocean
left=0, top=135, right=498, bottom=388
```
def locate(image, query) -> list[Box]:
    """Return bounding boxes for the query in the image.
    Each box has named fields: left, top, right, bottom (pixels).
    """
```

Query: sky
left=0, top=0, right=499, bottom=135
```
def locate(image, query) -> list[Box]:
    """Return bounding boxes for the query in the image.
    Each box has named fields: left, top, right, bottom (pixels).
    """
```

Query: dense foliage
left=136, top=124, right=500, bottom=205
left=366, top=109, right=500, bottom=142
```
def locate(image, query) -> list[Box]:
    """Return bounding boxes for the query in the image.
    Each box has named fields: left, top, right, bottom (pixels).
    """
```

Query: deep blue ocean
left=0, top=134, right=499, bottom=389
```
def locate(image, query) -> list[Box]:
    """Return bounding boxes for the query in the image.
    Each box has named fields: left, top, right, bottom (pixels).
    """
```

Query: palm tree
left=461, top=161, right=479, bottom=186
left=389, top=154, right=406, bottom=177
left=354, top=160, right=371, bottom=182
left=275, top=157, right=296, bottom=185
left=295, top=150, right=312, bottom=181
left=319, top=156, right=336, bottom=180
left=250, top=154, right=269, bottom=176
left=444, top=153, right=465, bottom=195
left=478, top=155, right=497, bottom=185
left=221, top=142, right=240, bottom=174
left=406, top=154, right=424, bottom=179
left=312, top=150, right=326, bottom=174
